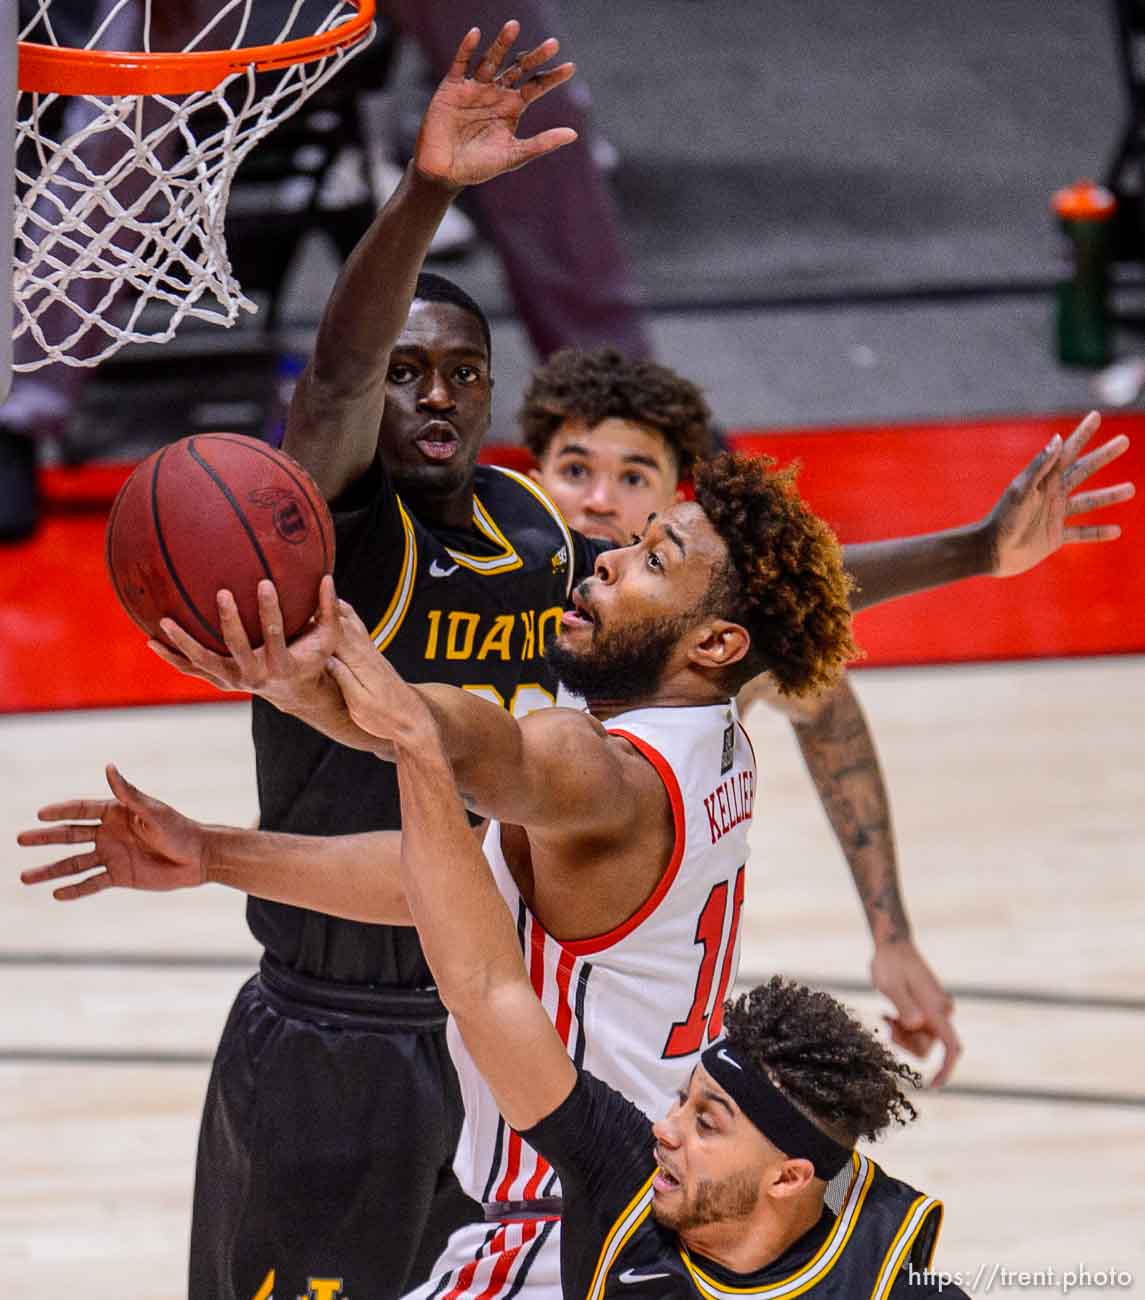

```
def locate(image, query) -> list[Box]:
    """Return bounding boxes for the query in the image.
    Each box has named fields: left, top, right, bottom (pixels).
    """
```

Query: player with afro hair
left=722, top=975, right=921, bottom=1147
left=693, top=451, right=858, bottom=697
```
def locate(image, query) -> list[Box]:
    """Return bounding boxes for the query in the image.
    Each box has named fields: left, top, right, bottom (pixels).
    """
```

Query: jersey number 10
left=662, top=865, right=746, bottom=1059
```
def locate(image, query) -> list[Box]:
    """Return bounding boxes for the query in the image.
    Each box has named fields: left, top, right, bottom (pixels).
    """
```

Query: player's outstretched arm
left=18, top=765, right=412, bottom=922
left=394, top=700, right=577, bottom=1132
left=843, top=412, right=1134, bottom=611
left=738, top=672, right=961, bottom=1085
left=283, top=22, right=577, bottom=501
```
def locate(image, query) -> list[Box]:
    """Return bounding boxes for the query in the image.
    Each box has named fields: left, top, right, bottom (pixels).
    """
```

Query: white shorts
left=404, top=1217, right=563, bottom=1300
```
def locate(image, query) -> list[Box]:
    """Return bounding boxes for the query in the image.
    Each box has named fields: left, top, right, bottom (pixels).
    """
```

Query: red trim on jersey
left=518, top=948, right=576, bottom=1197
left=472, top=1223, right=539, bottom=1300
left=443, top=1226, right=508, bottom=1300
left=557, top=728, right=687, bottom=957
left=736, top=719, right=757, bottom=770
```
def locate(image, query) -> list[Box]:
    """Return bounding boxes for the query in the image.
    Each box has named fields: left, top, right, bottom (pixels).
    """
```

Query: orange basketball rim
left=18, top=0, right=377, bottom=96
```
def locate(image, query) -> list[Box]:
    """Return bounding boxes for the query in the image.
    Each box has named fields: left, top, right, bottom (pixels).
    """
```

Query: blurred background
left=3, top=2, right=1144, bottom=1296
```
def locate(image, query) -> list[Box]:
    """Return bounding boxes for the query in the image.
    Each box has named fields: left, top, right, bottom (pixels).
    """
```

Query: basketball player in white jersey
left=22, top=450, right=856, bottom=1300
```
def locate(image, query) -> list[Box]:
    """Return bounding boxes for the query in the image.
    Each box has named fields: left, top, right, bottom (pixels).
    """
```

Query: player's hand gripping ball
left=105, top=434, right=335, bottom=653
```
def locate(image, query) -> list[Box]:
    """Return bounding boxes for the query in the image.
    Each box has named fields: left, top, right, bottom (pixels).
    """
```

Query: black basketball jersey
left=249, top=457, right=602, bottom=986
left=522, top=1070, right=959, bottom=1300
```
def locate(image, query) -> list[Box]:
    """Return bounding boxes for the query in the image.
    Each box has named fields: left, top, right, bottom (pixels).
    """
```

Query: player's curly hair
left=694, top=452, right=857, bottom=696
left=519, top=348, right=713, bottom=475
left=723, top=977, right=920, bottom=1147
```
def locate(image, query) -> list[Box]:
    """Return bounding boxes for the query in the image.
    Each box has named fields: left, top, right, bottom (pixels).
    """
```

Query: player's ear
left=528, top=466, right=543, bottom=484
left=769, top=1157, right=817, bottom=1200
left=688, top=620, right=749, bottom=674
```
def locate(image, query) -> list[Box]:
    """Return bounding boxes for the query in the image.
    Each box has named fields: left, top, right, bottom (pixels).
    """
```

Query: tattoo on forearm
left=792, top=686, right=910, bottom=943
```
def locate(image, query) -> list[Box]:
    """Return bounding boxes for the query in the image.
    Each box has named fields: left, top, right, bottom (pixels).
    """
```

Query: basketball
left=105, top=433, right=335, bottom=654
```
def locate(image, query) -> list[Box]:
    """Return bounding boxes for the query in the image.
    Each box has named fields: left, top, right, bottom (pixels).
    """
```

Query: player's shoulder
left=475, top=463, right=570, bottom=531
left=519, top=704, right=609, bottom=746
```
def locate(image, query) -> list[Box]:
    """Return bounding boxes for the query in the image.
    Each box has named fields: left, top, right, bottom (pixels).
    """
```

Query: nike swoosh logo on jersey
left=717, top=1048, right=742, bottom=1070
left=428, top=559, right=459, bottom=577
left=618, top=1269, right=672, bottom=1284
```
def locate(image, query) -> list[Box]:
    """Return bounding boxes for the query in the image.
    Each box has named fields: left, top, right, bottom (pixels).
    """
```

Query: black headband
left=701, top=1042, right=852, bottom=1180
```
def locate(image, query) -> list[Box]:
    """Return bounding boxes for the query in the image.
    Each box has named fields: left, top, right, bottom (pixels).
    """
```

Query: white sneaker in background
left=1093, top=356, right=1145, bottom=407
left=368, top=156, right=477, bottom=258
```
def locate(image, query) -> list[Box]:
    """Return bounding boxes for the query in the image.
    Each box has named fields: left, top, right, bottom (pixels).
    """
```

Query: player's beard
left=652, top=1166, right=760, bottom=1232
left=545, top=608, right=695, bottom=703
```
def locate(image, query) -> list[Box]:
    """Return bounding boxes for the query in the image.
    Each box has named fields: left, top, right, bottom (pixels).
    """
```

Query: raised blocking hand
left=18, top=765, right=207, bottom=900
left=986, top=411, right=1135, bottom=578
left=414, top=21, right=578, bottom=189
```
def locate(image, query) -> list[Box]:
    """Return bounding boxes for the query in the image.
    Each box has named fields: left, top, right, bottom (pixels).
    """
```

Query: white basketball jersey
left=447, top=700, right=757, bottom=1208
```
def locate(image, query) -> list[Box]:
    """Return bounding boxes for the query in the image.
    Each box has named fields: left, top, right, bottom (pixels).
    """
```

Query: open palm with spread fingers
left=18, top=765, right=208, bottom=900
left=414, top=21, right=578, bottom=188
left=987, top=410, right=1135, bottom=577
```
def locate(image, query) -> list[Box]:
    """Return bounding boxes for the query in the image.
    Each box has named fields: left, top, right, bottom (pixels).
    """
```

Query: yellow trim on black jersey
left=490, top=465, right=578, bottom=598
left=443, top=489, right=523, bottom=574
left=370, top=501, right=418, bottom=651
left=680, top=1153, right=874, bottom=1298
left=585, top=1172, right=656, bottom=1300
left=869, top=1196, right=943, bottom=1300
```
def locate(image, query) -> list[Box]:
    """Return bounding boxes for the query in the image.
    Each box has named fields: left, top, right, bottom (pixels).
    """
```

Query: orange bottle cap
left=1052, top=179, right=1116, bottom=220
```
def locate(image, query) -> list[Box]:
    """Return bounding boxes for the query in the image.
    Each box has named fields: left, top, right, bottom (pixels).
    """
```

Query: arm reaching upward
left=283, top=22, right=577, bottom=501
left=843, top=412, right=1133, bottom=611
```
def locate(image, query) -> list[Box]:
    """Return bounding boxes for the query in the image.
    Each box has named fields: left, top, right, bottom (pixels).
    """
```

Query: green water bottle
left=1052, top=179, right=1116, bottom=368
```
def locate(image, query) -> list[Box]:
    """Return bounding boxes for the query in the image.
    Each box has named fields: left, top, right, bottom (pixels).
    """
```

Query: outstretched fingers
left=518, top=59, right=576, bottom=106
left=473, top=19, right=521, bottom=83
left=1066, top=482, right=1135, bottom=517
left=52, top=871, right=113, bottom=902
left=510, top=125, right=579, bottom=169
left=1064, top=523, right=1122, bottom=544
left=1060, top=409, right=1102, bottom=468
left=499, top=36, right=561, bottom=88
left=27, top=796, right=112, bottom=823
left=446, top=27, right=482, bottom=81
left=1065, top=433, right=1131, bottom=489
left=20, top=850, right=100, bottom=883
left=17, top=823, right=99, bottom=849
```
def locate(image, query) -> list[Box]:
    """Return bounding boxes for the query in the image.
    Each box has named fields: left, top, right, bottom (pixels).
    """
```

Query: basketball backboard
left=1, top=4, right=14, bottom=404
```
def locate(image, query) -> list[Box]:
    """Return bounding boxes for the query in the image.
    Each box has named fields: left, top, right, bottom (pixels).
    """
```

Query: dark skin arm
left=282, top=22, right=577, bottom=501
left=841, top=412, right=1133, bottom=611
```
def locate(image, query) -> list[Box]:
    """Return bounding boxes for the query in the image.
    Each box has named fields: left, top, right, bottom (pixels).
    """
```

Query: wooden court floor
left=3, top=657, right=1143, bottom=1298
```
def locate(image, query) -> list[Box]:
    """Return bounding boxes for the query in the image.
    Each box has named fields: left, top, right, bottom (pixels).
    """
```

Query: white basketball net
left=14, top=0, right=374, bottom=371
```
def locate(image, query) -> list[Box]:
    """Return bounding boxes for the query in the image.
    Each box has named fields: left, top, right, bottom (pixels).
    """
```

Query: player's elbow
left=436, top=957, right=527, bottom=1024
